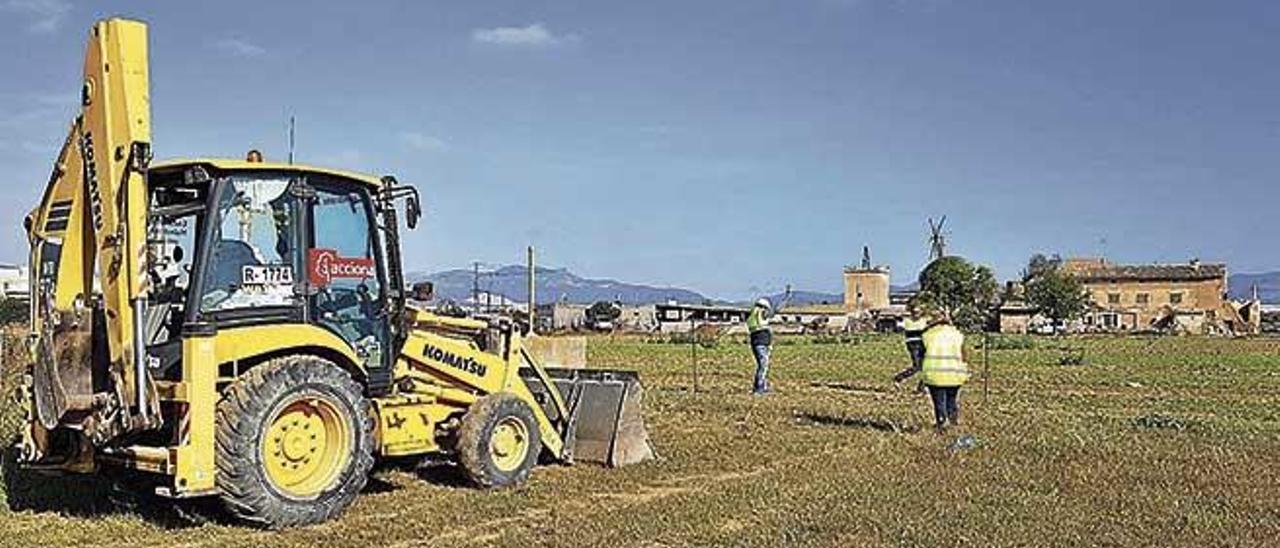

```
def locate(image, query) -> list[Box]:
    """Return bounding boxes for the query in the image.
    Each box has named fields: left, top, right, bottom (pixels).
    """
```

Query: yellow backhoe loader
left=19, top=18, right=652, bottom=528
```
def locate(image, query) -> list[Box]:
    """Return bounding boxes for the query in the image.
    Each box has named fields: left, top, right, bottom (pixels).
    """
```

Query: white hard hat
left=755, top=298, right=771, bottom=309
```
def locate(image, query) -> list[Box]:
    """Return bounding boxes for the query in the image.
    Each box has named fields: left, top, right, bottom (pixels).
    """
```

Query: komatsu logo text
left=79, top=131, right=104, bottom=231
left=422, top=343, right=487, bottom=377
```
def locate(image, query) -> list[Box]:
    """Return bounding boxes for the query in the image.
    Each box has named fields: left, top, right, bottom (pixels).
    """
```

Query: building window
left=1107, top=293, right=1121, bottom=305
left=1135, top=293, right=1149, bottom=305
left=1170, top=292, right=1183, bottom=305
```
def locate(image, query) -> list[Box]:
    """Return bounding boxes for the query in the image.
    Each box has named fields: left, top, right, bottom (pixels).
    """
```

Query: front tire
left=457, top=393, right=542, bottom=489
left=215, top=355, right=374, bottom=529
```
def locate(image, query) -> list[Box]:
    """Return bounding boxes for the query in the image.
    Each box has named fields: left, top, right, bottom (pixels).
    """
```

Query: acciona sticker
left=308, top=248, right=375, bottom=286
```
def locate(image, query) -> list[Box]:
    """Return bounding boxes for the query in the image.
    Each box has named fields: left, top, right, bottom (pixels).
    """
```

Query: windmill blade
left=927, top=215, right=948, bottom=261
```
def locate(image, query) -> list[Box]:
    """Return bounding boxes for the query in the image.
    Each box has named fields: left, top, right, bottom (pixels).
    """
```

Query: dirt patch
left=793, top=412, right=920, bottom=433
left=808, top=381, right=890, bottom=397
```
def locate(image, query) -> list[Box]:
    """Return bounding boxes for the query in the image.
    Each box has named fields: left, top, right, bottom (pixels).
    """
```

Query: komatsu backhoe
left=19, top=18, right=651, bottom=528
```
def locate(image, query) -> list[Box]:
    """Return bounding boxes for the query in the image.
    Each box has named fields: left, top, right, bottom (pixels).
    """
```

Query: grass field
left=1, top=334, right=1278, bottom=547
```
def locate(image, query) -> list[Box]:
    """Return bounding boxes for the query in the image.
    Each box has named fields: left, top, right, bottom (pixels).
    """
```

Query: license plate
left=242, top=265, right=294, bottom=286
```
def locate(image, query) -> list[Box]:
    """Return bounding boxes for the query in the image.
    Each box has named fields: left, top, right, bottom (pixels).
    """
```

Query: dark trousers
left=907, top=340, right=924, bottom=370
left=751, top=343, right=771, bottom=393
left=909, top=341, right=927, bottom=393
left=893, top=340, right=926, bottom=383
left=927, top=385, right=960, bottom=427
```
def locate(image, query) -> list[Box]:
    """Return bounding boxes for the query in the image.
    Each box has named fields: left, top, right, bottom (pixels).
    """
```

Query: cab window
left=308, top=183, right=384, bottom=361
left=200, top=175, right=298, bottom=312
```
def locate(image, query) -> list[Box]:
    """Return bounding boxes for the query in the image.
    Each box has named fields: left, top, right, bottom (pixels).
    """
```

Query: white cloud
left=212, top=37, right=266, bottom=58
left=399, top=132, right=448, bottom=152
left=0, top=93, right=67, bottom=158
left=0, top=92, right=72, bottom=130
left=471, top=23, right=579, bottom=48
left=2, top=0, right=70, bottom=33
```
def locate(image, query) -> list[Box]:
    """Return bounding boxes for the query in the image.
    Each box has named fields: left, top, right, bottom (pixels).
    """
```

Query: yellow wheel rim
left=489, top=417, right=530, bottom=473
left=262, top=395, right=352, bottom=499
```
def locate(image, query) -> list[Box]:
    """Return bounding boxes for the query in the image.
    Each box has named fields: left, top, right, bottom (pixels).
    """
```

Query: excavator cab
left=26, top=158, right=415, bottom=460
left=21, top=18, right=650, bottom=529
left=141, top=162, right=407, bottom=384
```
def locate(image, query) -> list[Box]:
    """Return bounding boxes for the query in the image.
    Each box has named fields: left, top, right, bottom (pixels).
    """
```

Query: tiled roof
left=1066, top=262, right=1226, bottom=282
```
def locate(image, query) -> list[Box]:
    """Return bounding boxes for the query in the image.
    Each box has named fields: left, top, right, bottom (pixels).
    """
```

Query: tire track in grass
left=386, top=436, right=889, bottom=547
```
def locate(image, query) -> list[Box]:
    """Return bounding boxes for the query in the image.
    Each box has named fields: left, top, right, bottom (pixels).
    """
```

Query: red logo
left=308, top=248, right=375, bottom=286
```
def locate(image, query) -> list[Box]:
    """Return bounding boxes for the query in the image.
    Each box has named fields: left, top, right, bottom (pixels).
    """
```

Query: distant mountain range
left=408, top=265, right=708, bottom=306
left=407, top=265, right=927, bottom=307
left=765, top=290, right=843, bottom=307
left=408, top=265, right=1278, bottom=307
left=1229, top=272, right=1280, bottom=303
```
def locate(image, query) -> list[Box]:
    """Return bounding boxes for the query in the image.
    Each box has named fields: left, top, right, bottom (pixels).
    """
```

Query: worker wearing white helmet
left=747, top=294, right=786, bottom=394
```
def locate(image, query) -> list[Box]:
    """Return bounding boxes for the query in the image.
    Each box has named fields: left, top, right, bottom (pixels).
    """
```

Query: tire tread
left=214, top=355, right=374, bottom=529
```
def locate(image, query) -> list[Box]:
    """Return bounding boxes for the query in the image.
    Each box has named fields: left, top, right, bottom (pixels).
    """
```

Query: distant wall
left=844, top=270, right=890, bottom=313
left=526, top=336, right=587, bottom=369
left=999, top=312, right=1033, bottom=334
left=536, top=303, right=588, bottom=332
left=1082, top=278, right=1225, bottom=329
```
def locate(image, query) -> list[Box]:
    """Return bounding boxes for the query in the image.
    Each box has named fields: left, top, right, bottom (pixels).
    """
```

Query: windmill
left=927, top=216, right=948, bottom=261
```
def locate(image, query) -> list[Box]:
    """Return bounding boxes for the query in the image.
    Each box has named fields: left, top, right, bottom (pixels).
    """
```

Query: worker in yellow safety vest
left=747, top=297, right=781, bottom=395
left=919, top=314, right=969, bottom=432
left=893, top=301, right=929, bottom=385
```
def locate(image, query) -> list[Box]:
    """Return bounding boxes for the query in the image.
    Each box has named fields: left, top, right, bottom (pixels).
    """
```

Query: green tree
left=916, top=256, right=999, bottom=331
left=1022, top=253, right=1063, bottom=281
left=1023, top=256, right=1088, bottom=328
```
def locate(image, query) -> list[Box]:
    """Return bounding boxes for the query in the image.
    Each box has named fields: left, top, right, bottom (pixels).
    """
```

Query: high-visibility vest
left=747, top=306, right=768, bottom=332
left=921, top=324, right=969, bottom=387
left=903, top=317, right=928, bottom=342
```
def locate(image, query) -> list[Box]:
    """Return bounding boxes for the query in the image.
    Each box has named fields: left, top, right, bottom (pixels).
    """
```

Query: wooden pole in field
left=690, top=318, right=700, bottom=393
left=527, top=246, right=536, bottom=334
left=983, top=332, right=990, bottom=403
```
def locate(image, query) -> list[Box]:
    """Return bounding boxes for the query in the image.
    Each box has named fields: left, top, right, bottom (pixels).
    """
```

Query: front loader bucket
left=526, top=368, right=654, bottom=467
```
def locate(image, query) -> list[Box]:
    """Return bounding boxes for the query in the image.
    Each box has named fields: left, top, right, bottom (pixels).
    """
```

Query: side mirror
left=406, top=194, right=421, bottom=230
left=411, top=281, right=434, bottom=302
left=379, top=175, right=422, bottom=230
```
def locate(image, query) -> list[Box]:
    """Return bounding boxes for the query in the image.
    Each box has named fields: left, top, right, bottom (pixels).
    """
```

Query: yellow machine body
left=20, top=18, right=651, bottom=514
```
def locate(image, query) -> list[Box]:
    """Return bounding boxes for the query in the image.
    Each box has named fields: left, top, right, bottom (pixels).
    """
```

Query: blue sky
left=1, top=1, right=1277, bottom=299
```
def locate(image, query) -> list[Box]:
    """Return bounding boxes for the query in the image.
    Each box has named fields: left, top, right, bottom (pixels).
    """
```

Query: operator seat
left=207, top=239, right=261, bottom=295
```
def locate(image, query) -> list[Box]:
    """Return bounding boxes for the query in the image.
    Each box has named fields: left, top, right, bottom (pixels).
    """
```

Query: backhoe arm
left=25, top=19, right=155, bottom=455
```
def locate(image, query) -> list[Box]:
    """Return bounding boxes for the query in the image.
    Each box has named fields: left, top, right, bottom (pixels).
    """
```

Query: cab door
left=304, top=178, right=391, bottom=384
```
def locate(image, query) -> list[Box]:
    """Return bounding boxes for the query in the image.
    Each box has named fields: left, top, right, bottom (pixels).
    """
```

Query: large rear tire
left=457, top=393, right=542, bottom=489
left=215, top=355, right=374, bottom=529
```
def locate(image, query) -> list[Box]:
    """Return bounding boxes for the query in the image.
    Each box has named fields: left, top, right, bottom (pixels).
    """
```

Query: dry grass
left=1, top=333, right=1278, bottom=547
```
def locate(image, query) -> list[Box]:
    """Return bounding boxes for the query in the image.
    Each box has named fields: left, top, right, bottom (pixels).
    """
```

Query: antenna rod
left=527, top=246, right=536, bottom=334
left=472, top=261, right=480, bottom=315
left=288, top=115, right=296, bottom=164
